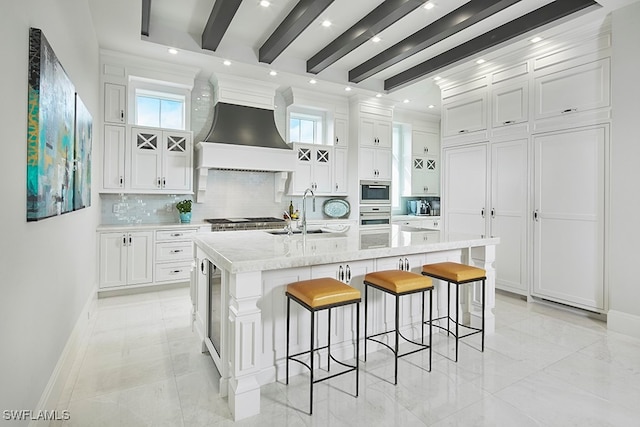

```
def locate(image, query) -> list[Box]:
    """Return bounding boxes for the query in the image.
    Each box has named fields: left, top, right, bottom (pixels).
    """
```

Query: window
left=135, top=89, right=185, bottom=130
left=289, top=111, right=324, bottom=144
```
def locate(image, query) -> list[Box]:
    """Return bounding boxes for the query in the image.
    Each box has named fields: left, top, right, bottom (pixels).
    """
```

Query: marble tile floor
left=53, top=286, right=640, bottom=427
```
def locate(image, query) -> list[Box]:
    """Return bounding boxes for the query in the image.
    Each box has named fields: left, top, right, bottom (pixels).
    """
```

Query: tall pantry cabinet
left=440, top=23, right=610, bottom=311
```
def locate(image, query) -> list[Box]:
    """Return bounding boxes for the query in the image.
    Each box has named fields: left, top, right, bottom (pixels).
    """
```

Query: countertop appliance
left=205, top=217, right=286, bottom=231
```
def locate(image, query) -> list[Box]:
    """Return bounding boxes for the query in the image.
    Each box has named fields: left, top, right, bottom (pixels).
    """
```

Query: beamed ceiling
left=88, top=0, right=638, bottom=112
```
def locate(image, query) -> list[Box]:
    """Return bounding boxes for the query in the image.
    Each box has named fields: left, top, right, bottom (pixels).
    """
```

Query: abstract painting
left=27, top=27, right=76, bottom=221
left=73, top=94, right=92, bottom=210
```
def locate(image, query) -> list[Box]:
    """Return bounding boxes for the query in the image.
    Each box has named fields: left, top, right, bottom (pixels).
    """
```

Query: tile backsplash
left=100, top=169, right=347, bottom=224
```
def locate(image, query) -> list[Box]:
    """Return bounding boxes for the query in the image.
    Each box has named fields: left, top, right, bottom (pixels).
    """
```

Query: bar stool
left=363, top=270, right=433, bottom=385
left=285, top=277, right=361, bottom=415
left=421, top=262, right=486, bottom=362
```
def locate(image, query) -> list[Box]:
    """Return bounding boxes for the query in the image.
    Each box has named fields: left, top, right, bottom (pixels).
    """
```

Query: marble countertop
left=194, top=224, right=499, bottom=273
left=97, top=222, right=210, bottom=232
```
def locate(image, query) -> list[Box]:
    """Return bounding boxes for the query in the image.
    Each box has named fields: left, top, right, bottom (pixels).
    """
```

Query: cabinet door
left=492, top=80, right=528, bottom=128
left=99, top=232, right=127, bottom=288
left=411, top=156, right=439, bottom=196
left=333, top=148, right=348, bottom=195
left=334, top=118, right=348, bottom=147
left=412, top=130, right=439, bottom=156
left=102, top=125, right=126, bottom=190
left=374, top=120, right=392, bottom=149
left=359, top=117, right=376, bottom=147
left=313, top=147, right=333, bottom=193
left=532, top=126, right=606, bottom=311
left=127, top=231, right=154, bottom=285
left=490, top=139, right=528, bottom=294
left=443, top=144, right=488, bottom=235
left=104, top=83, right=126, bottom=124
left=292, top=144, right=313, bottom=193
left=359, top=147, right=376, bottom=179
left=374, top=149, right=392, bottom=181
left=162, top=131, right=192, bottom=191
left=442, top=88, right=487, bottom=137
left=534, top=58, right=610, bottom=121
left=130, top=127, right=163, bottom=191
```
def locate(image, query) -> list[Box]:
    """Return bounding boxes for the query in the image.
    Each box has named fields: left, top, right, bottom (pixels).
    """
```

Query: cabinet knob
left=120, top=110, right=124, bottom=121
left=335, top=183, right=338, bottom=191
left=119, top=176, right=124, bottom=186
left=481, top=208, right=485, bottom=218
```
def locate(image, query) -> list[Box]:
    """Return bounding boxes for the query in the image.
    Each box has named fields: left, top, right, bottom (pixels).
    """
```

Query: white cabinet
left=311, top=259, right=374, bottom=286
left=443, top=138, right=528, bottom=295
left=333, top=148, right=348, bottom=195
left=412, top=130, right=439, bottom=156
left=359, top=147, right=392, bottom=180
left=290, top=143, right=333, bottom=194
left=99, top=231, right=153, bottom=289
left=406, top=130, right=440, bottom=196
left=359, top=117, right=392, bottom=148
left=491, top=79, right=529, bottom=131
left=129, top=127, right=193, bottom=192
left=102, top=125, right=126, bottom=190
left=334, top=117, right=348, bottom=148
left=533, top=58, right=610, bottom=130
left=442, top=87, right=488, bottom=137
left=104, top=83, right=126, bottom=124
left=155, top=228, right=197, bottom=283
left=532, top=126, right=606, bottom=311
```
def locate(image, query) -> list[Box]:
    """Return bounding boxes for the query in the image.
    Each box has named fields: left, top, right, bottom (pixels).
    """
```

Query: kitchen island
left=192, top=225, right=498, bottom=420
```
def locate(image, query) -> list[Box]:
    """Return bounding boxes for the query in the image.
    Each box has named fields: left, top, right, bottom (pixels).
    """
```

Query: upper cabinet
left=359, top=117, right=392, bottom=149
left=404, top=130, right=440, bottom=197
left=334, top=117, right=348, bottom=148
left=412, top=130, right=439, bottom=156
left=441, top=86, right=488, bottom=139
left=491, top=79, right=529, bottom=134
left=104, top=83, right=126, bottom=124
left=289, top=143, right=333, bottom=195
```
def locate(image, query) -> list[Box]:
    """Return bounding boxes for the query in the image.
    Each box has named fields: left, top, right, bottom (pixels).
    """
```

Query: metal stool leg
left=364, top=284, right=368, bottom=362
left=394, top=293, right=400, bottom=385
left=327, top=308, right=331, bottom=372
left=286, top=297, right=290, bottom=385
left=309, top=310, right=315, bottom=415
left=356, top=302, right=360, bottom=397
left=481, top=279, right=485, bottom=352
left=455, top=283, right=459, bottom=363
left=429, top=288, right=433, bottom=371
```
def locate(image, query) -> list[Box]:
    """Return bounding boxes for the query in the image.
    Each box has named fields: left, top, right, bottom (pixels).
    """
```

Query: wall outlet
left=165, top=203, right=173, bottom=212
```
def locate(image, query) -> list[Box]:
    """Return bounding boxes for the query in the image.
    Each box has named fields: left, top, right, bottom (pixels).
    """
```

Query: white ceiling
left=87, top=0, right=639, bottom=114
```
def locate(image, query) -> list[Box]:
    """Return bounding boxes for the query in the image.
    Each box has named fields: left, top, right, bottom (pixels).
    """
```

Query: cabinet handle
left=162, top=178, right=166, bottom=188
left=171, top=270, right=182, bottom=274
left=481, top=208, right=485, bottom=218
left=346, top=264, right=351, bottom=282
left=534, top=210, right=539, bottom=222
left=128, top=234, right=132, bottom=245
left=171, top=249, right=183, bottom=253
left=171, top=233, right=183, bottom=237
left=459, top=129, right=468, bottom=133
left=119, top=176, right=124, bottom=186
left=404, top=258, right=409, bottom=271
left=491, top=208, right=495, bottom=218
left=335, top=183, right=338, bottom=191
left=200, top=261, right=205, bottom=273
left=335, top=136, right=339, bottom=144
left=399, top=258, right=404, bottom=270
left=503, top=120, right=514, bottom=125
left=120, top=110, right=124, bottom=121
left=339, top=265, right=345, bottom=282
left=157, top=178, right=161, bottom=188
left=424, top=147, right=428, bottom=154
left=122, top=234, right=127, bottom=246
left=561, top=108, right=577, bottom=114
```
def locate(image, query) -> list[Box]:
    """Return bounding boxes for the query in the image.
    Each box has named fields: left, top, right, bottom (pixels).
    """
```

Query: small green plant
left=176, top=199, right=192, bottom=213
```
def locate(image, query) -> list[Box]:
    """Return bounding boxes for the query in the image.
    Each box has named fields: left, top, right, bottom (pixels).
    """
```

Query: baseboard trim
left=607, top=310, right=640, bottom=340
left=29, top=285, right=98, bottom=427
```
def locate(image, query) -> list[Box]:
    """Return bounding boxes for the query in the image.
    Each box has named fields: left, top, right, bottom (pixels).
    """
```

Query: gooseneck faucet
left=302, top=188, right=315, bottom=236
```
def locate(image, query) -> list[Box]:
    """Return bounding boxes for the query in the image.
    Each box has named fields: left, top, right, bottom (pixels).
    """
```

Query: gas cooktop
left=205, top=217, right=286, bottom=231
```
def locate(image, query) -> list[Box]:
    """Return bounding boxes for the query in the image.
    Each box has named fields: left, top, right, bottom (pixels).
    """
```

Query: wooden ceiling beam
left=202, top=0, right=243, bottom=52
left=141, top=0, right=151, bottom=37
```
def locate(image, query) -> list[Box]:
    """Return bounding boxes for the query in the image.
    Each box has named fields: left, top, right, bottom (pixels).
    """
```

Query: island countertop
left=193, top=224, right=499, bottom=273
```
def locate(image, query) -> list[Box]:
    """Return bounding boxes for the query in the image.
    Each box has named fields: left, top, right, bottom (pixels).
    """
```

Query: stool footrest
left=366, top=329, right=430, bottom=360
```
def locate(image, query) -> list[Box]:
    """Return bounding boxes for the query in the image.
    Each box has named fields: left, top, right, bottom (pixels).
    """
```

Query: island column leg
left=470, top=244, right=496, bottom=334
left=227, top=270, right=263, bottom=421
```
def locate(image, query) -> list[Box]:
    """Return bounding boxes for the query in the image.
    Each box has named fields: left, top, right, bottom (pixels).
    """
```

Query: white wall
left=609, top=2, right=640, bottom=337
left=0, top=0, right=100, bottom=421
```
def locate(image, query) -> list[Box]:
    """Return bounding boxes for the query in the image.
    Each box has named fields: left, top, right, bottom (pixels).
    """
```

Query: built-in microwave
left=359, top=205, right=391, bottom=228
left=360, top=180, right=391, bottom=204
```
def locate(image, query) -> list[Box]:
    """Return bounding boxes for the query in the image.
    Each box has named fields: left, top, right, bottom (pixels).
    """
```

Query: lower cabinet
left=155, top=228, right=197, bottom=283
left=99, top=231, right=153, bottom=288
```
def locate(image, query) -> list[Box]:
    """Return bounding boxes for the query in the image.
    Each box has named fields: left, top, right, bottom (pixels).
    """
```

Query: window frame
left=288, top=108, right=326, bottom=145
left=128, top=79, right=191, bottom=131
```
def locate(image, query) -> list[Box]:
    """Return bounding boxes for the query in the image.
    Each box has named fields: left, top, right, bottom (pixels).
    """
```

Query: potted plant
left=176, top=199, right=192, bottom=223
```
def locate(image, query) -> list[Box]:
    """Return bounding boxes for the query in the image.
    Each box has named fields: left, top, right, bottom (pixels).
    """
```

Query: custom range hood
left=194, top=74, right=295, bottom=202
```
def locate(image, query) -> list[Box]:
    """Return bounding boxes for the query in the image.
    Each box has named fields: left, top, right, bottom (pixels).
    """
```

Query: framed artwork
left=27, top=27, right=87, bottom=221
left=73, top=94, right=92, bottom=210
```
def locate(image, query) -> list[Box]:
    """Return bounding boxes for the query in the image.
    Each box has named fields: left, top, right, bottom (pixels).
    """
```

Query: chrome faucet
left=302, top=188, right=315, bottom=236
left=282, top=211, right=293, bottom=235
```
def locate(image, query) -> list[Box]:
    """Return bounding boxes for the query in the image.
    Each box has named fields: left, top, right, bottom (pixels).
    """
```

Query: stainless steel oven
left=360, top=180, right=391, bottom=204
left=359, top=205, right=391, bottom=228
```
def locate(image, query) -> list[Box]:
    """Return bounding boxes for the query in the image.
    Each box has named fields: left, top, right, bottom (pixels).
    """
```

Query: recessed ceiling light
left=476, top=58, right=486, bottom=64
left=376, top=93, right=382, bottom=98
left=530, top=36, right=543, bottom=43
left=372, top=36, right=381, bottom=43
left=321, top=20, right=332, bottom=27
left=428, top=105, right=435, bottom=109
left=345, top=87, right=352, bottom=91
left=403, top=99, right=410, bottom=103
left=433, top=76, right=441, bottom=81
left=424, top=2, right=434, bottom=10
left=259, top=0, right=270, bottom=7
left=309, top=79, right=317, bottom=84
left=269, top=70, right=277, bottom=76
left=168, top=48, right=178, bottom=55
left=223, top=60, right=231, bottom=66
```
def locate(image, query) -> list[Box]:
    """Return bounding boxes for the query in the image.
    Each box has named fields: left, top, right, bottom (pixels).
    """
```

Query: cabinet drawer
left=155, top=261, right=192, bottom=282
left=156, top=241, right=193, bottom=261
left=156, top=228, right=197, bottom=241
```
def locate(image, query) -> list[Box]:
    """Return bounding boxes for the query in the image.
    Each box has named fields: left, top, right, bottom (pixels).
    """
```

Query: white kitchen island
left=192, top=225, right=499, bottom=420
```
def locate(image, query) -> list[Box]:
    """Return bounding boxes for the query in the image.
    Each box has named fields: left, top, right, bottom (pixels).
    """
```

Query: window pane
left=137, top=96, right=160, bottom=127
left=290, top=118, right=300, bottom=142
left=160, top=99, right=184, bottom=129
left=299, top=119, right=314, bottom=143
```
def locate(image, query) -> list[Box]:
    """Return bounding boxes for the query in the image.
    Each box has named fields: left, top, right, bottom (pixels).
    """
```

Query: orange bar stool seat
left=421, top=262, right=486, bottom=362
left=285, top=277, right=361, bottom=415
left=363, top=270, right=433, bottom=385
